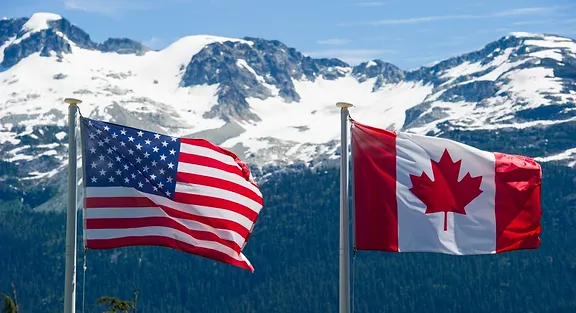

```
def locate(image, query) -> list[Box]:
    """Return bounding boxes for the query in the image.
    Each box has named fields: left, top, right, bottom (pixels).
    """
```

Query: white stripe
left=395, top=132, right=497, bottom=255
left=180, top=142, right=241, bottom=169
left=85, top=187, right=255, bottom=230
left=85, top=207, right=247, bottom=247
left=239, top=252, right=252, bottom=267
left=177, top=162, right=262, bottom=197
left=85, top=226, right=246, bottom=262
left=175, top=183, right=262, bottom=214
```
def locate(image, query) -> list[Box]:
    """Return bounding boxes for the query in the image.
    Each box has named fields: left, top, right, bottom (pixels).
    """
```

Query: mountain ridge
left=0, top=12, right=575, bottom=211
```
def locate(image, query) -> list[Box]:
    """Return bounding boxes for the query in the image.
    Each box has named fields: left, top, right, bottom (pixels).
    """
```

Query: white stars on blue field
left=80, top=117, right=181, bottom=199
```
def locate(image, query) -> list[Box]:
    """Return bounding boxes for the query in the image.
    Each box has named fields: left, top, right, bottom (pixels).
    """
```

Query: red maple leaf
left=409, top=149, right=483, bottom=231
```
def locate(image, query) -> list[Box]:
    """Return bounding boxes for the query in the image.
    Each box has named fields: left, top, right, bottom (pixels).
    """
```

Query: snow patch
left=473, top=59, right=528, bottom=81
left=528, top=49, right=564, bottom=61
left=455, top=116, right=576, bottom=131
left=12, top=13, right=65, bottom=45
left=6, top=153, right=34, bottom=162
left=22, top=13, right=62, bottom=33
left=55, top=131, right=67, bottom=140
left=0, top=130, right=21, bottom=145
left=366, top=60, right=377, bottom=68
left=534, top=148, right=576, bottom=163
left=499, top=67, right=564, bottom=108
left=220, top=77, right=432, bottom=160
left=440, top=61, right=487, bottom=85
left=37, top=143, right=60, bottom=149
left=509, top=32, right=543, bottom=38
left=237, top=59, right=265, bottom=83
left=524, top=39, right=576, bottom=51
left=22, top=168, right=61, bottom=180
left=0, top=36, right=16, bottom=63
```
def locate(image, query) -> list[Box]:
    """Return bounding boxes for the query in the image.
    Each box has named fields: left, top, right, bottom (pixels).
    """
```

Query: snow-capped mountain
left=1, top=12, right=575, bottom=210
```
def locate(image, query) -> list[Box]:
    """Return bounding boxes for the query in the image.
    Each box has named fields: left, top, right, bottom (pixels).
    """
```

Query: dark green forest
left=1, top=162, right=575, bottom=313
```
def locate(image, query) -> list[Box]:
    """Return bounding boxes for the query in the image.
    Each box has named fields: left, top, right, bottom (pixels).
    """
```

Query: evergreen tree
left=97, top=296, right=134, bottom=313
left=1, top=285, right=18, bottom=313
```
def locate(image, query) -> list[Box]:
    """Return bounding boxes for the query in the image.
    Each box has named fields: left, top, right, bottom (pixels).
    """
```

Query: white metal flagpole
left=336, top=101, right=353, bottom=313
left=63, top=97, right=82, bottom=313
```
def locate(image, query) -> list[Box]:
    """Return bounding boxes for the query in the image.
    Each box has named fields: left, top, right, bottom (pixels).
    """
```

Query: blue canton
left=80, top=117, right=181, bottom=200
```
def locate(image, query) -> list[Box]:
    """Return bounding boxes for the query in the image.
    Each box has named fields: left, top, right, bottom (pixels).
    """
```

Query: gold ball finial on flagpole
left=336, top=102, right=354, bottom=109
left=64, top=98, right=82, bottom=105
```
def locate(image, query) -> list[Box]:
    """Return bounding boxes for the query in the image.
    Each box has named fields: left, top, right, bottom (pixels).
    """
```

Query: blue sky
left=2, top=0, right=575, bottom=69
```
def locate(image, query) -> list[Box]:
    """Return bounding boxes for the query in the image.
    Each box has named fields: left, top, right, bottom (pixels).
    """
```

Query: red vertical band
left=351, top=120, right=399, bottom=251
left=494, top=152, right=542, bottom=253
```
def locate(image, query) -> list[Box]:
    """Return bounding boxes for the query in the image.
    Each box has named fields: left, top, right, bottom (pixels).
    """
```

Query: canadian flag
left=351, top=120, right=542, bottom=255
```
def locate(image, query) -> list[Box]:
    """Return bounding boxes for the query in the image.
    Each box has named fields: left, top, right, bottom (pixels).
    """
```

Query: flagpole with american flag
left=63, top=97, right=81, bottom=313
left=61, top=97, right=264, bottom=313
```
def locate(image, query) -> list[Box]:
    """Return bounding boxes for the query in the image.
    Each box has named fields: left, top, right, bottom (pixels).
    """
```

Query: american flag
left=80, top=117, right=263, bottom=272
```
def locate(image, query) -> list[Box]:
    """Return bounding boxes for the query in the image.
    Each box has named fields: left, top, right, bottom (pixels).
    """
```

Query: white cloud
left=304, top=49, right=396, bottom=65
left=434, top=40, right=464, bottom=47
left=64, top=0, right=139, bottom=14
left=475, top=27, right=511, bottom=35
left=358, top=35, right=402, bottom=42
left=510, top=17, right=576, bottom=27
left=63, top=0, right=191, bottom=14
left=142, top=36, right=163, bottom=49
left=341, top=6, right=565, bottom=26
left=404, top=56, right=440, bottom=62
left=403, top=56, right=444, bottom=69
left=316, top=38, right=351, bottom=45
left=354, top=2, right=386, bottom=7
left=510, top=20, right=549, bottom=26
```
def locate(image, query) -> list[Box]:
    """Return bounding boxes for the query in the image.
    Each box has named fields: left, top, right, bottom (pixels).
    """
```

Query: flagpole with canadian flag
left=336, top=101, right=353, bottom=313
left=337, top=100, right=542, bottom=313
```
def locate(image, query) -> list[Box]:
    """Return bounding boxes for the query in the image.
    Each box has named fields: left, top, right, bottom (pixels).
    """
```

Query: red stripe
left=180, top=138, right=259, bottom=189
left=86, top=216, right=242, bottom=252
left=179, top=152, right=243, bottom=177
left=176, top=172, right=263, bottom=205
left=351, top=120, right=399, bottom=252
left=494, top=152, right=542, bottom=253
left=86, top=236, right=254, bottom=272
left=173, top=192, right=258, bottom=221
left=158, top=206, right=251, bottom=239
left=86, top=196, right=154, bottom=208
left=85, top=197, right=252, bottom=238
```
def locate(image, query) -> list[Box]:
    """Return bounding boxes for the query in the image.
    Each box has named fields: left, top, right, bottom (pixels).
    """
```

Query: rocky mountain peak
left=0, top=12, right=149, bottom=68
left=0, top=17, right=27, bottom=43
left=405, top=32, right=576, bottom=86
left=98, top=38, right=150, bottom=55
left=402, top=32, right=575, bottom=133
left=180, top=37, right=349, bottom=122
left=351, top=60, right=405, bottom=91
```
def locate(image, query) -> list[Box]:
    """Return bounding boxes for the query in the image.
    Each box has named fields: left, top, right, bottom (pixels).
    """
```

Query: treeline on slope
left=0, top=161, right=59, bottom=211
left=0, top=163, right=575, bottom=313
left=439, top=121, right=576, bottom=158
